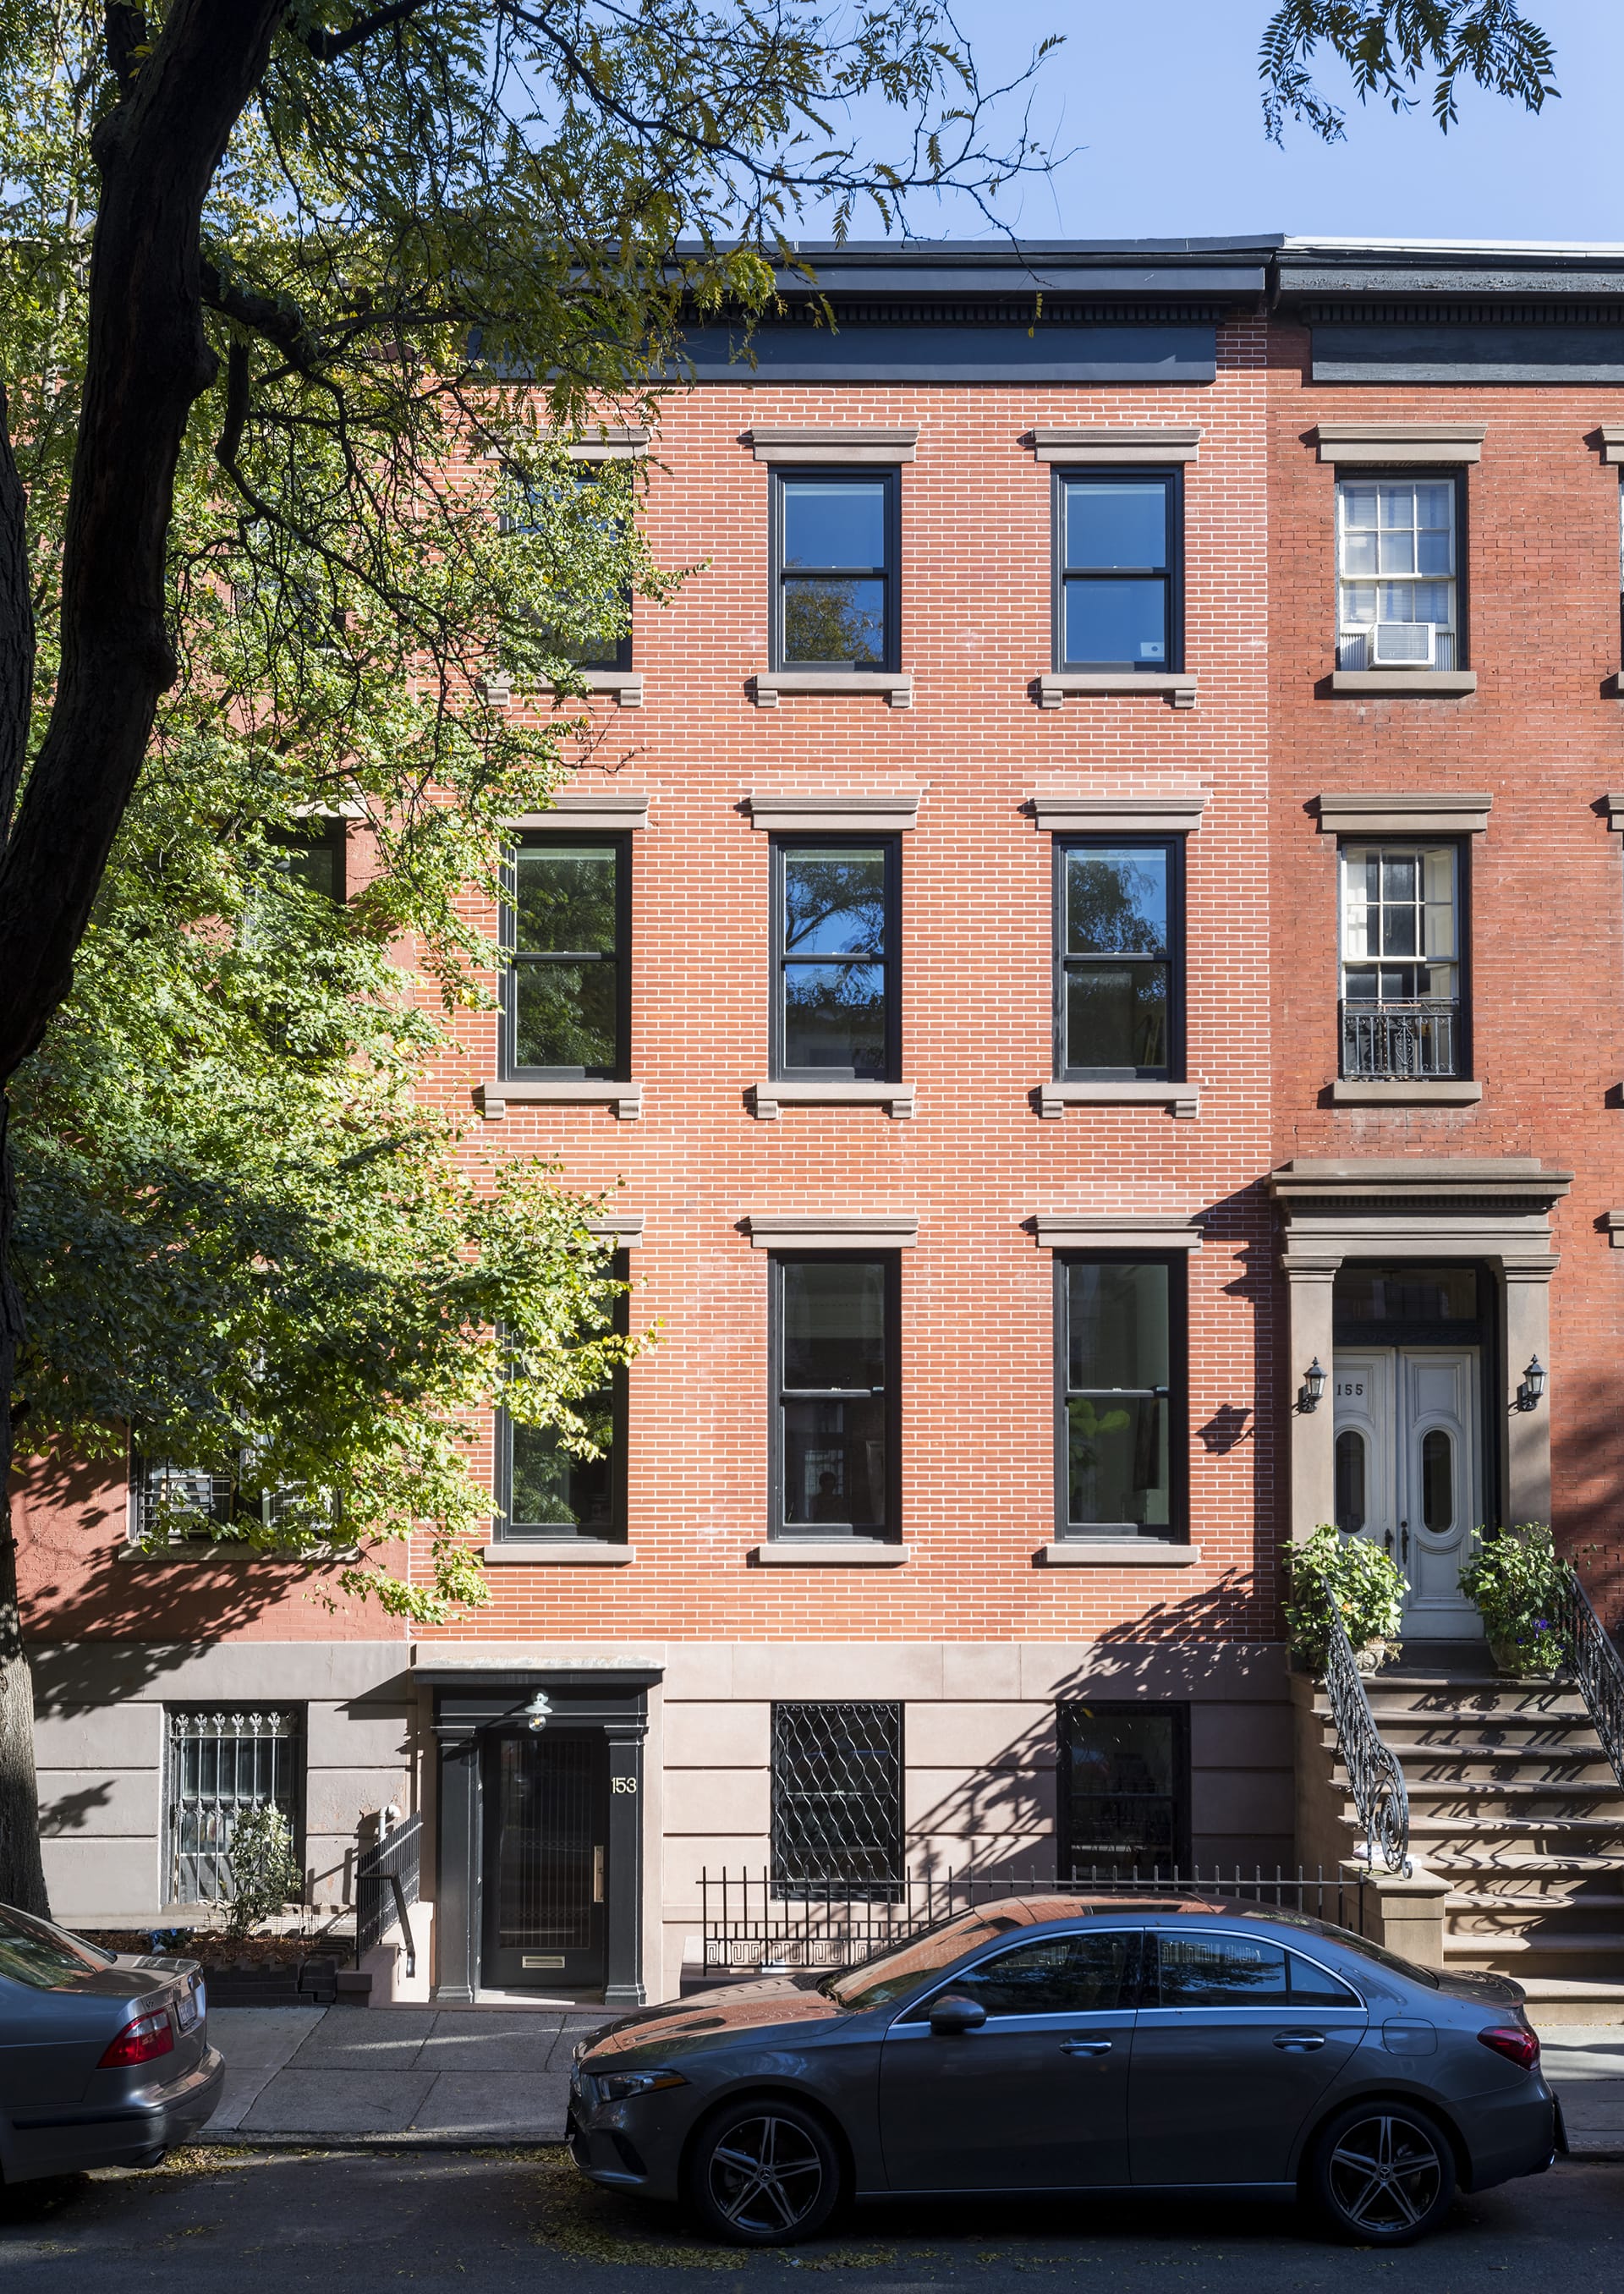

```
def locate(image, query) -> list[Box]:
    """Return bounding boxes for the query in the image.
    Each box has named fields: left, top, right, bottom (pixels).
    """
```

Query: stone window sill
left=1039, top=1541, right=1202, bottom=1567
left=1330, top=1079, right=1483, bottom=1106
left=1040, top=1080, right=1199, bottom=1119
left=752, top=671, right=913, bottom=710
left=753, top=1079, right=914, bottom=1120
left=481, top=1543, right=634, bottom=1565
left=1037, top=673, right=1197, bottom=711
left=1328, top=671, right=1478, bottom=698
left=482, top=671, right=643, bottom=709
left=751, top=1542, right=910, bottom=1566
left=479, top=1079, right=642, bottom=1120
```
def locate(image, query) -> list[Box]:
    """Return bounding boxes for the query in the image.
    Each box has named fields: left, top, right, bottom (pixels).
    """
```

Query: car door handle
left=1274, top=2032, right=1326, bottom=2051
left=1061, top=2039, right=1112, bottom=2056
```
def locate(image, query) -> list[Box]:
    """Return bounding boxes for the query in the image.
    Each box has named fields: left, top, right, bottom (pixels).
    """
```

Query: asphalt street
left=0, top=2145, right=1616, bottom=2294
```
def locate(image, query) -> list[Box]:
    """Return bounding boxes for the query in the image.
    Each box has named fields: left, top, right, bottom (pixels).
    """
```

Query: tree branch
left=0, top=390, right=36, bottom=842
left=300, top=0, right=433, bottom=63
left=200, top=255, right=321, bottom=374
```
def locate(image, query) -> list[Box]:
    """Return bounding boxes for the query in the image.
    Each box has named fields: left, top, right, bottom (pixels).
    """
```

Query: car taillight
left=1478, top=2024, right=1540, bottom=2071
left=98, top=2009, right=175, bottom=2068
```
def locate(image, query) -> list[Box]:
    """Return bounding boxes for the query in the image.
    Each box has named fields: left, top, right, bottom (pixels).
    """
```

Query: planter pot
left=1490, top=1634, right=1562, bottom=1678
left=1353, top=1639, right=1392, bottom=1676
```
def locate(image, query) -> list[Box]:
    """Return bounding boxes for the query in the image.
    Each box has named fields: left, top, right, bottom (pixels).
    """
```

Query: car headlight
left=596, top=2068, right=689, bottom=2102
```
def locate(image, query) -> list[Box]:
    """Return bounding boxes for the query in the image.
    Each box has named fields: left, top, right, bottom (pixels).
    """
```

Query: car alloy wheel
left=692, top=2104, right=840, bottom=2245
left=1314, top=2103, right=1455, bottom=2244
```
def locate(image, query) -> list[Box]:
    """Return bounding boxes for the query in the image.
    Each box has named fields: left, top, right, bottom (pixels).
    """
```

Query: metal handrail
left=1554, top=1559, right=1624, bottom=1793
left=1321, top=1600, right=1411, bottom=1875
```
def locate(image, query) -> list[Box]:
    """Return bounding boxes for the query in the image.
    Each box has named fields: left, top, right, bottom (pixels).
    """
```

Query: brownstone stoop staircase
left=1310, top=1646, right=1624, bottom=2023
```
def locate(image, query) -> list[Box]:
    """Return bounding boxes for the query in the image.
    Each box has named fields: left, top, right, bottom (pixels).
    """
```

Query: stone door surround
left=1270, top=1157, right=1572, bottom=1543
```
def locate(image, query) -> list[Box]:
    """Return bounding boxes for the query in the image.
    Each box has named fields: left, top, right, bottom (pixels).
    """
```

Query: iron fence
left=1554, top=1560, right=1624, bottom=1794
left=698, top=1863, right=1369, bottom=1979
left=1340, top=999, right=1458, bottom=1080
left=167, top=1708, right=302, bottom=1905
left=1321, top=1600, right=1412, bottom=1875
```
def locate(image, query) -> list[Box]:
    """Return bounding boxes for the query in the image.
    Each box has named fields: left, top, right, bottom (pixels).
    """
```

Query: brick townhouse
left=15, top=235, right=1624, bottom=2008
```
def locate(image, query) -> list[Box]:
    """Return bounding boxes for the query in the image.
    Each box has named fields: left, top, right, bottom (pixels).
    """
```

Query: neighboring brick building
left=16, top=237, right=1624, bottom=2006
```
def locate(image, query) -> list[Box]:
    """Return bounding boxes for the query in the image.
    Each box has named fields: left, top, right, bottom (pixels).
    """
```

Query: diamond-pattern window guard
left=771, top=1700, right=903, bottom=1902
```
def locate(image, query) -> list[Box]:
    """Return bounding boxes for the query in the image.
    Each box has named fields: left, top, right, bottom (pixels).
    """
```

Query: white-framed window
left=1336, top=478, right=1457, bottom=671
left=1339, top=842, right=1462, bottom=1080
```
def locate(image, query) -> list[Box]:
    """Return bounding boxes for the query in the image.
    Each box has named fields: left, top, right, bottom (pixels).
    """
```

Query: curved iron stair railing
left=1555, top=1560, right=1624, bottom=1794
left=1322, top=1600, right=1411, bottom=1876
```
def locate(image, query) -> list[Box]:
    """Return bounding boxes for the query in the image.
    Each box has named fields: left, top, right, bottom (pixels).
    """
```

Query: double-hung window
left=1057, top=839, right=1182, bottom=1079
left=497, top=1251, right=628, bottom=1542
left=502, top=836, right=629, bottom=1079
left=502, top=466, right=633, bottom=672
left=1056, top=470, right=1181, bottom=672
left=1056, top=1700, right=1189, bottom=1880
left=773, top=471, right=899, bottom=672
left=1059, top=1257, right=1183, bottom=1541
left=773, top=838, right=897, bottom=1079
left=771, top=1256, right=897, bottom=1540
left=1339, top=842, right=1463, bottom=1080
left=1336, top=477, right=1459, bottom=671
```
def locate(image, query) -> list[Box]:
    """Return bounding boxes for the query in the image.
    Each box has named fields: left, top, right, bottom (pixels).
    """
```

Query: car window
left=1157, top=1932, right=1287, bottom=2006
left=919, top=1930, right=1139, bottom=2019
left=1288, top=1952, right=1363, bottom=2008
left=824, top=1908, right=1028, bottom=2013
left=1237, top=1906, right=1440, bottom=1989
left=0, top=1906, right=115, bottom=1989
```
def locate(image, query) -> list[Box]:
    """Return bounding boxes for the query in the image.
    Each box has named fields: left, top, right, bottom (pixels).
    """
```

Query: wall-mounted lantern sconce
left=1517, top=1356, right=1547, bottom=1413
left=524, top=1689, right=553, bottom=1732
left=1298, top=1358, right=1328, bottom=1413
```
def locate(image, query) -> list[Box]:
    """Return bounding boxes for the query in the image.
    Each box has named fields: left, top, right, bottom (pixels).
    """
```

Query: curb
left=194, top=2131, right=568, bottom=2153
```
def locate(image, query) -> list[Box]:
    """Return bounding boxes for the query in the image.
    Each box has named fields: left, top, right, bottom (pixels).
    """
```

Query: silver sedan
left=0, top=1902, right=223, bottom=2181
left=569, top=1894, right=1561, bottom=2247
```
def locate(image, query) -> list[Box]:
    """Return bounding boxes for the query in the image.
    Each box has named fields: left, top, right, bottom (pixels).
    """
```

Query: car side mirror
left=929, top=1992, right=986, bottom=2036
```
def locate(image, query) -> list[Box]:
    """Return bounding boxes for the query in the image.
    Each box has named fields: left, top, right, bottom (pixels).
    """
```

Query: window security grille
left=166, top=1709, right=303, bottom=1906
left=771, top=1701, right=903, bottom=1900
left=132, top=1462, right=237, bottom=1543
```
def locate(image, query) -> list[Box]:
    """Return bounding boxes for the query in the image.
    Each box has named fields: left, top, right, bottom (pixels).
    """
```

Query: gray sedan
left=0, top=1902, right=222, bottom=2181
left=569, top=1893, right=1560, bottom=2247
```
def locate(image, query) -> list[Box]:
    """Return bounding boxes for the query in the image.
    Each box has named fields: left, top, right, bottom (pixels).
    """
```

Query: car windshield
left=821, top=1908, right=1028, bottom=2012
left=1246, top=1907, right=1440, bottom=1989
left=0, top=1905, right=116, bottom=1989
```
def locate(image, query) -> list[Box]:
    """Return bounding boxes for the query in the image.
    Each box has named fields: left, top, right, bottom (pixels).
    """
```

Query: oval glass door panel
left=1334, top=1430, right=1367, bottom=1535
left=1421, top=1428, right=1454, bottom=1533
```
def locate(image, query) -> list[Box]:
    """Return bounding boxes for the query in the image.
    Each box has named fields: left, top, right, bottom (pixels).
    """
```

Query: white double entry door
left=1332, top=1349, right=1483, bottom=1639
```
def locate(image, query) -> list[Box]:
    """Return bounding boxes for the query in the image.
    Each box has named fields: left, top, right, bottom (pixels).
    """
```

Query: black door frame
left=480, top=1727, right=610, bottom=1990
left=422, top=1668, right=659, bottom=2007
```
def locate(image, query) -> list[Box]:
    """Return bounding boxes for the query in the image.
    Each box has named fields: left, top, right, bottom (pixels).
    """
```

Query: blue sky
left=884, top=0, right=1624, bottom=243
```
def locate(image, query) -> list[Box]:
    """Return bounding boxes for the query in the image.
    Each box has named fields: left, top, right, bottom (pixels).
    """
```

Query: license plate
left=177, top=1979, right=203, bottom=2031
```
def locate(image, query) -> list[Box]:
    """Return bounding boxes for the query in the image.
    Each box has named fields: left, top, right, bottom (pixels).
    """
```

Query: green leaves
left=1259, top=0, right=1559, bottom=144
left=1285, top=1523, right=1407, bottom=1671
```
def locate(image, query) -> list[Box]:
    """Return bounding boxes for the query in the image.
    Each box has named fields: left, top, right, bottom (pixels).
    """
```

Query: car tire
left=683, top=2098, right=843, bottom=2246
left=1309, top=2098, right=1457, bottom=2246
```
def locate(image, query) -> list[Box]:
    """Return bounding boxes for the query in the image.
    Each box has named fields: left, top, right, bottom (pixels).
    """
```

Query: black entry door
left=481, top=1731, right=608, bottom=1989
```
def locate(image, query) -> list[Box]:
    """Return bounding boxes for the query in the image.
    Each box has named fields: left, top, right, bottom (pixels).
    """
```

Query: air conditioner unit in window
left=1369, top=620, right=1437, bottom=667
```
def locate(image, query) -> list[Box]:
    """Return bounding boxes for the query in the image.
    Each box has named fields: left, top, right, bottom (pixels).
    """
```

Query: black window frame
left=1055, top=1252, right=1188, bottom=1544
left=1336, top=831, right=1472, bottom=1083
left=771, top=465, right=902, bottom=675
left=1052, top=465, right=1183, bottom=676
left=770, top=1699, right=904, bottom=1902
left=1056, top=1699, right=1191, bottom=1881
left=1333, top=465, right=1468, bottom=672
left=495, top=1250, right=629, bottom=1545
left=769, top=1251, right=902, bottom=1544
left=500, top=464, right=634, bottom=672
left=501, top=831, right=632, bottom=1083
left=1054, top=833, right=1185, bottom=1083
left=266, top=817, right=348, bottom=903
left=771, top=834, right=901, bottom=1083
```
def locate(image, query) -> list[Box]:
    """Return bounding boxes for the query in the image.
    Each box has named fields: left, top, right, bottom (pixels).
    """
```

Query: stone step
left=1517, top=1976, right=1624, bottom=2024
left=1444, top=1932, right=1624, bottom=1956
left=1406, top=1819, right=1624, bottom=1853
left=1446, top=1892, right=1624, bottom=1913
left=1392, top=1757, right=1620, bottom=1786
left=1337, top=1771, right=1624, bottom=1803
left=1430, top=1852, right=1623, bottom=1875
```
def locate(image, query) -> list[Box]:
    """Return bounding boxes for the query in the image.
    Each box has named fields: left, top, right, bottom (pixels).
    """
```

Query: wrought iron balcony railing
left=1341, top=998, right=1459, bottom=1081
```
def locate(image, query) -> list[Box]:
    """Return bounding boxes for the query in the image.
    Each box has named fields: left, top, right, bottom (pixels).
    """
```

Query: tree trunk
left=0, top=1101, right=48, bottom=1915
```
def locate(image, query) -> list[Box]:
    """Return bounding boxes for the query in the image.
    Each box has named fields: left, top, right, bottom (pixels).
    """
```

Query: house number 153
left=611, top=1775, right=638, bottom=1794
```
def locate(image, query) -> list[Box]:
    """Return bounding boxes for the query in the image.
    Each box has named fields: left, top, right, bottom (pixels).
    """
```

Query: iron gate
left=166, top=1708, right=303, bottom=1904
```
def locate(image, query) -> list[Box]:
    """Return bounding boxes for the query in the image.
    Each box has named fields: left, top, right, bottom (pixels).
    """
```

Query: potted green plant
left=1457, top=1523, right=1567, bottom=1677
left=1286, top=1524, right=1407, bottom=1676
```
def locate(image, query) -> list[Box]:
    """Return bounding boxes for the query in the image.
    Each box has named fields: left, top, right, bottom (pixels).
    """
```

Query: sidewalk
left=202, top=2005, right=608, bottom=2143
left=200, top=2006, right=1624, bottom=2158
